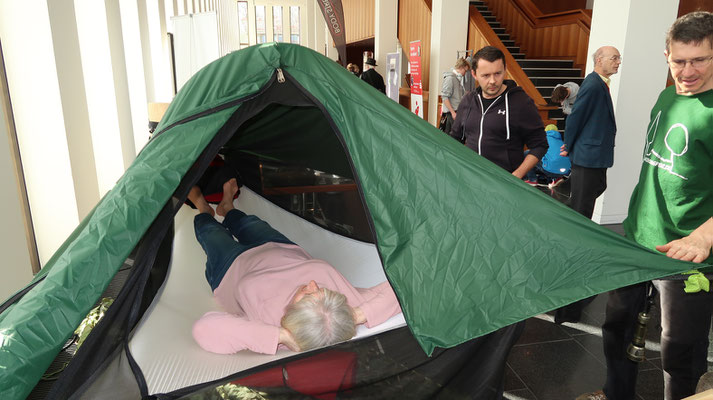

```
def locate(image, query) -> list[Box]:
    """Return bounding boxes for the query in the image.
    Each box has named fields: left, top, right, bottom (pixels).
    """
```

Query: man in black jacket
left=450, top=46, right=547, bottom=178
left=360, top=58, right=386, bottom=93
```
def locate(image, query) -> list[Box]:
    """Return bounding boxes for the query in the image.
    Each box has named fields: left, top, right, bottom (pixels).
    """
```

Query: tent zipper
left=276, top=68, right=285, bottom=83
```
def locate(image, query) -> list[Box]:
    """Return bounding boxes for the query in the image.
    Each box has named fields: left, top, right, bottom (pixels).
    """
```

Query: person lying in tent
left=189, top=178, right=402, bottom=354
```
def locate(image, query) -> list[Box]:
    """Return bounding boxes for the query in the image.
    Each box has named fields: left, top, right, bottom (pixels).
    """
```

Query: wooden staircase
left=470, top=0, right=589, bottom=130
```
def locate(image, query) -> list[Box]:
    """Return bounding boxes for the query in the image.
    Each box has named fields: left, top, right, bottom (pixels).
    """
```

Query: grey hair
left=281, top=288, right=356, bottom=351
left=666, top=11, right=713, bottom=52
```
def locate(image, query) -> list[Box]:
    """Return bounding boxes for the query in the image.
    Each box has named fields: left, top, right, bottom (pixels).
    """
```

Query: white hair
left=281, top=288, right=356, bottom=351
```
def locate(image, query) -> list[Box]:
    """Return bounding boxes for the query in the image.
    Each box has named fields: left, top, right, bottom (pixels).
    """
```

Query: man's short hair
left=281, top=288, right=356, bottom=351
left=550, top=85, right=569, bottom=103
left=471, top=46, right=506, bottom=71
left=454, top=58, right=470, bottom=70
left=666, top=11, right=713, bottom=52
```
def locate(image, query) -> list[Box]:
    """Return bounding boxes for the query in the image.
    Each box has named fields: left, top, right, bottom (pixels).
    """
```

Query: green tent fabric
left=0, top=42, right=703, bottom=399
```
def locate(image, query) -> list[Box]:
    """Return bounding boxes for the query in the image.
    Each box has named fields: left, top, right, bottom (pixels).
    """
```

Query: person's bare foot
left=188, top=186, right=214, bottom=216
left=216, top=178, right=239, bottom=217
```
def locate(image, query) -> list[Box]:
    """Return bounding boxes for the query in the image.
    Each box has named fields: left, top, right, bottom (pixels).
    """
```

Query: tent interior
left=130, top=187, right=406, bottom=395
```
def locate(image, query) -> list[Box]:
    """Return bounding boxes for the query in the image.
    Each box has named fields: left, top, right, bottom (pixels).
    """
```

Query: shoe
left=575, top=390, right=608, bottom=400
left=548, top=177, right=565, bottom=189
left=524, top=179, right=538, bottom=186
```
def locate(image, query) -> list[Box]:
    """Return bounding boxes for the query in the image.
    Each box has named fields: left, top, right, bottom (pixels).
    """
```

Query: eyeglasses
left=668, top=56, right=713, bottom=70
left=609, top=55, right=622, bottom=62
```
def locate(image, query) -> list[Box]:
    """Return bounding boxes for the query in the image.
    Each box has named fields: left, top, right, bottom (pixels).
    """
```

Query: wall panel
left=344, top=0, right=375, bottom=43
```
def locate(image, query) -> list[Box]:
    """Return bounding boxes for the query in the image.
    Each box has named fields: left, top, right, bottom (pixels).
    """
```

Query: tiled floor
left=503, top=292, right=665, bottom=400
left=502, top=180, right=666, bottom=400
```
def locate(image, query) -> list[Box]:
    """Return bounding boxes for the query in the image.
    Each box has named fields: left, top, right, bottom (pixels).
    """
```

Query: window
left=255, top=5, right=267, bottom=44
left=289, top=6, right=300, bottom=44
left=238, top=1, right=249, bottom=46
left=272, top=6, right=283, bottom=42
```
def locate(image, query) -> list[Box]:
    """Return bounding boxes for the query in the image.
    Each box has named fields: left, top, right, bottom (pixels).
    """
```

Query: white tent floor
left=128, top=188, right=405, bottom=395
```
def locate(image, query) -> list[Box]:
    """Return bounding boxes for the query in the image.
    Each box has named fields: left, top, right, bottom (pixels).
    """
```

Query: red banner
left=409, top=40, right=423, bottom=118
left=317, top=0, right=347, bottom=66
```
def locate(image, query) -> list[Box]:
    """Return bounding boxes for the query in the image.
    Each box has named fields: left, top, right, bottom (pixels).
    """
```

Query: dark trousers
left=603, top=280, right=713, bottom=400
left=569, top=164, right=607, bottom=219
left=194, top=210, right=294, bottom=290
left=439, top=112, right=454, bottom=134
left=554, top=165, right=607, bottom=322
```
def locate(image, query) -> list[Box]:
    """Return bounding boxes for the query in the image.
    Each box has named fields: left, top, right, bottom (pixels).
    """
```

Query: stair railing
left=468, top=5, right=555, bottom=123
left=484, top=0, right=591, bottom=71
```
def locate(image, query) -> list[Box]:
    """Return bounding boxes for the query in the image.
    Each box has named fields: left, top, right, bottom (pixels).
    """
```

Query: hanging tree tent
left=0, top=43, right=701, bottom=399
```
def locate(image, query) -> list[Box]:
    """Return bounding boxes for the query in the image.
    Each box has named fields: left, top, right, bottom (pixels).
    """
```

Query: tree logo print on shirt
left=643, top=110, right=689, bottom=180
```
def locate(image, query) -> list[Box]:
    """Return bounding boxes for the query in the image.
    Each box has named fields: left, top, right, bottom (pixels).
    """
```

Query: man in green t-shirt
left=578, top=11, right=713, bottom=400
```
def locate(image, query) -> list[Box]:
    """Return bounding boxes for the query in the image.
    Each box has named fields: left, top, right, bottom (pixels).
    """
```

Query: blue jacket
left=563, top=72, right=617, bottom=168
left=542, top=130, right=571, bottom=175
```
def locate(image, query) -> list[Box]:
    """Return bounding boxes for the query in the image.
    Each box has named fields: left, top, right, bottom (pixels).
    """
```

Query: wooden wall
left=679, top=0, right=713, bottom=15
left=530, top=0, right=587, bottom=14
left=343, top=0, right=375, bottom=44
left=398, top=0, right=432, bottom=93
left=484, top=0, right=590, bottom=71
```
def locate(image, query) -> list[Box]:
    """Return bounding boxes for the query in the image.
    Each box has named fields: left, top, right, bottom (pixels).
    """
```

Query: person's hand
left=452, top=111, right=457, bottom=120
left=559, top=144, right=568, bottom=157
left=279, top=327, right=300, bottom=352
left=656, top=218, right=713, bottom=263
left=656, top=235, right=712, bottom=263
left=352, top=307, right=366, bottom=325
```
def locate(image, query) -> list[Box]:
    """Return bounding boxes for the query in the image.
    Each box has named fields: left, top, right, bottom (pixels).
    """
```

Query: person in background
left=347, top=63, right=360, bottom=77
left=524, top=124, right=571, bottom=188
left=555, top=45, right=621, bottom=325
left=439, top=58, right=470, bottom=134
left=450, top=46, right=547, bottom=179
left=463, top=55, right=476, bottom=93
left=190, top=179, right=401, bottom=355
left=550, top=81, right=580, bottom=117
left=577, top=12, right=713, bottom=400
left=360, top=58, right=386, bottom=93
left=559, top=46, right=621, bottom=220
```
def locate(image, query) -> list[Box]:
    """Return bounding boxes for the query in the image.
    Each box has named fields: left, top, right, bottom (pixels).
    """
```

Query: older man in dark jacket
left=560, top=45, right=621, bottom=219
left=555, top=45, right=620, bottom=325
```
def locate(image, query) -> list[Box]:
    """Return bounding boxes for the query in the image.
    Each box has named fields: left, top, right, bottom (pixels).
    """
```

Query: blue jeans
left=194, top=210, right=294, bottom=290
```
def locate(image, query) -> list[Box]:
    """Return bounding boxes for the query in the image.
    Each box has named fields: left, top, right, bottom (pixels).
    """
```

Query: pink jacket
left=192, top=242, right=402, bottom=354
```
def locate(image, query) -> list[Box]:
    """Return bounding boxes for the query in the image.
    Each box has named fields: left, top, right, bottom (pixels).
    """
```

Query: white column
left=588, top=0, right=680, bottom=224
left=119, top=0, right=151, bottom=153
left=0, top=1, right=82, bottom=265
left=0, top=71, right=35, bottom=299
left=428, top=0, right=469, bottom=125
left=74, top=0, right=131, bottom=195
left=137, top=0, right=157, bottom=103
left=374, top=0, right=398, bottom=77
left=146, top=0, right=173, bottom=102
left=313, top=3, right=328, bottom=56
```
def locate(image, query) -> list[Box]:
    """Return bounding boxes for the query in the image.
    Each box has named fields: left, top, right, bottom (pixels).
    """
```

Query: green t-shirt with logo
left=623, top=86, right=713, bottom=265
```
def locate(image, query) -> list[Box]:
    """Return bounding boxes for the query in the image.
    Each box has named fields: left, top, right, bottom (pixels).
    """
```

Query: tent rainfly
left=0, top=43, right=701, bottom=400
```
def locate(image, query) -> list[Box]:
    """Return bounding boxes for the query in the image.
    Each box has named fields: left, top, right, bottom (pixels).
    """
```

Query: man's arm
left=449, top=93, right=472, bottom=142
left=655, top=217, right=713, bottom=263
left=443, top=97, right=456, bottom=118
left=511, top=153, right=540, bottom=179
left=562, top=76, right=596, bottom=153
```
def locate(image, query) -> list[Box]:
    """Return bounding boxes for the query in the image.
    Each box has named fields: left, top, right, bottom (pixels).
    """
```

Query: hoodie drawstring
left=505, top=92, right=510, bottom=141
